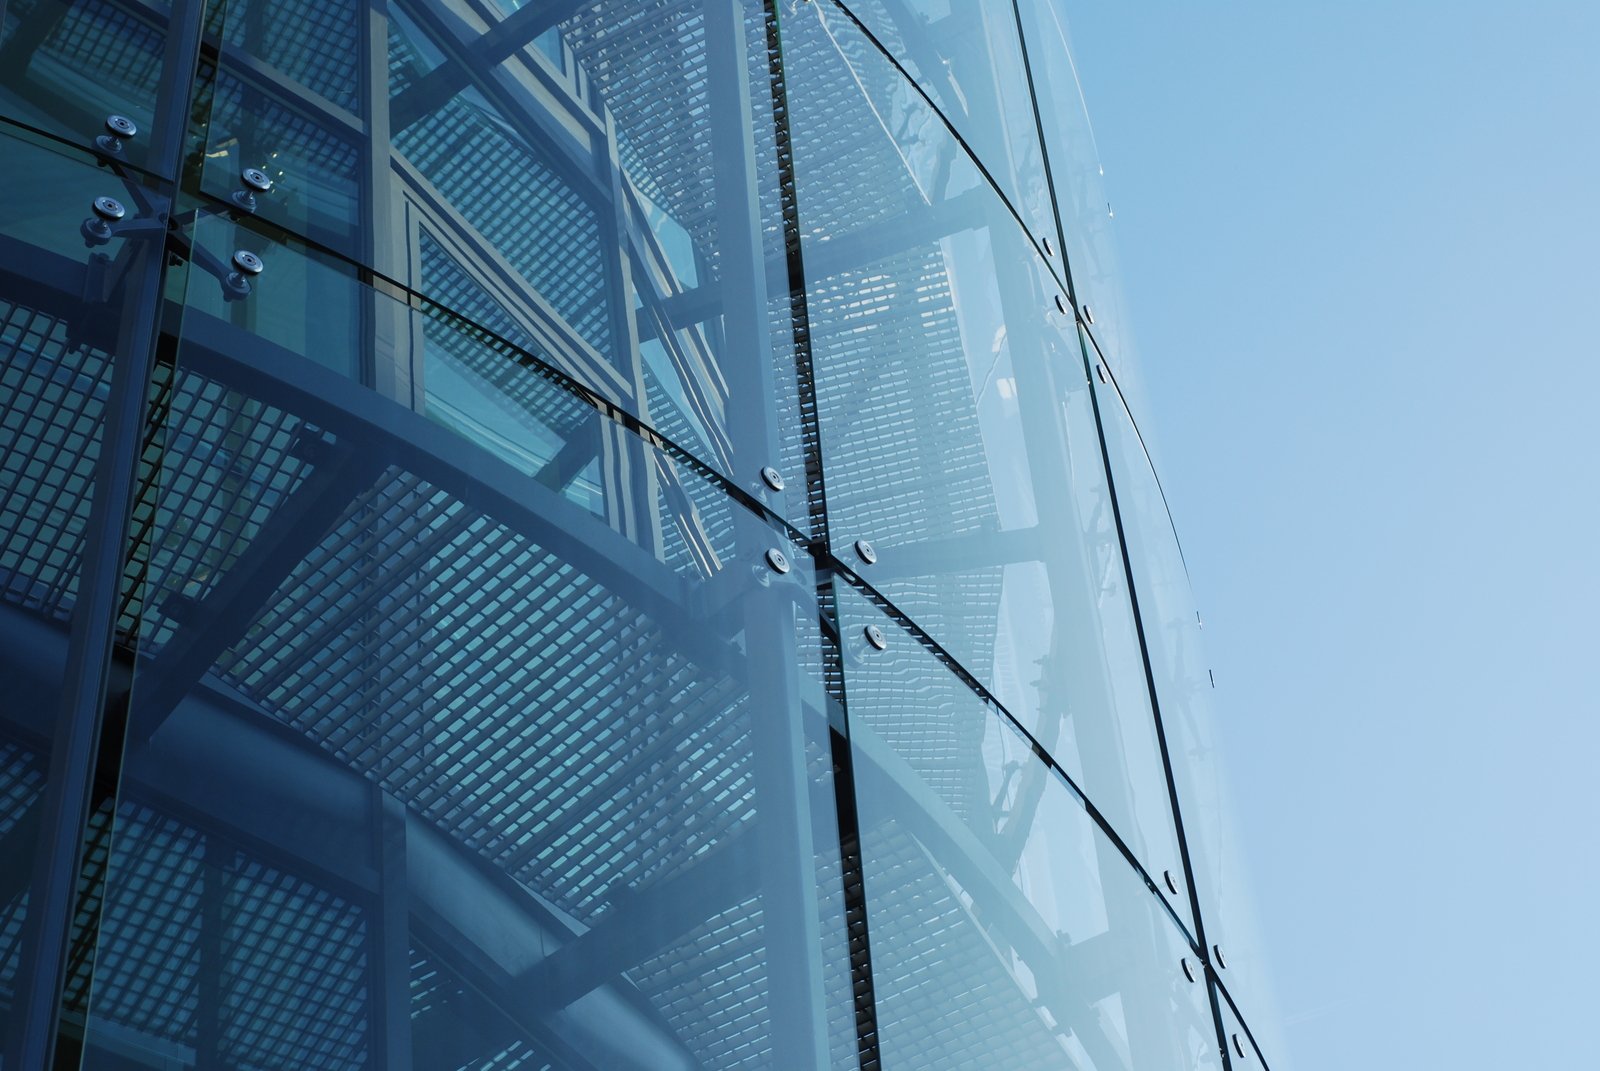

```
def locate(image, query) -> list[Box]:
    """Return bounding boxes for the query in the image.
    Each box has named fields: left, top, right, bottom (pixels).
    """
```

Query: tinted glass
left=782, top=4, right=1188, bottom=911
left=180, top=0, right=814, bottom=530
left=189, top=0, right=366, bottom=257
left=0, top=3, right=1280, bottom=1068
left=835, top=582, right=1219, bottom=1070
left=1014, top=0, right=1151, bottom=423
left=1093, top=366, right=1284, bottom=1060
left=823, top=0, right=1059, bottom=256
left=75, top=241, right=854, bottom=1068
left=0, top=0, right=174, bottom=171
left=0, top=127, right=170, bottom=1053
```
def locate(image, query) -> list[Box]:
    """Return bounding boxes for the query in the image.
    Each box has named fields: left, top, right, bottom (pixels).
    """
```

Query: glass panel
left=0, top=0, right=174, bottom=172
left=782, top=3, right=1187, bottom=911
left=385, top=8, right=615, bottom=363
left=189, top=0, right=366, bottom=258
left=824, top=0, right=1058, bottom=253
left=1094, top=374, right=1285, bottom=1064
left=172, top=0, right=814, bottom=531
left=1216, top=984, right=1275, bottom=1069
left=0, top=127, right=169, bottom=1050
left=553, top=0, right=813, bottom=530
left=835, top=583, right=1219, bottom=1070
left=486, top=0, right=567, bottom=68
left=209, top=0, right=361, bottom=113
left=76, top=239, right=855, bottom=1068
left=1014, top=0, right=1151, bottom=423
left=181, top=210, right=364, bottom=382
left=377, top=0, right=812, bottom=529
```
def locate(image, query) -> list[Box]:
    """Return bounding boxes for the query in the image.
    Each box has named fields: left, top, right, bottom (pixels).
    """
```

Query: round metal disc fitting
left=1083, top=304, right=1096, bottom=324
left=863, top=624, right=887, bottom=651
left=231, top=250, right=265, bottom=276
left=241, top=167, right=273, bottom=193
left=760, top=465, right=785, bottom=492
left=1180, top=958, right=1196, bottom=983
left=1232, top=1033, right=1247, bottom=1059
left=92, top=196, right=126, bottom=222
left=105, top=114, right=137, bottom=138
left=1212, top=944, right=1227, bottom=970
left=1095, top=363, right=1109, bottom=384
left=854, top=539, right=877, bottom=565
left=1163, top=869, right=1179, bottom=896
left=1053, top=294, right=1068, bottom=315
left=764, top=547, right=790, bottom=575
left=1041, top=236, right=1054, bottom=256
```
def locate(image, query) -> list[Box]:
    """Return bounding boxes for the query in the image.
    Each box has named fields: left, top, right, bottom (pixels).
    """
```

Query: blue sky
left=1060, top=2, right=1600, bottom=1067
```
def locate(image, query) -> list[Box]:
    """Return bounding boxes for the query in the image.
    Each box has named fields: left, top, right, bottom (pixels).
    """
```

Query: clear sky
left=1059, top=2, right=1600, bottom=1068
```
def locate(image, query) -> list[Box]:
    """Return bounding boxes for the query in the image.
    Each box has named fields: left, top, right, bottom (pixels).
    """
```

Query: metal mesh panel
left=389, top=20, right=614, bottom=360
left=82, top=803, right=372, bottom=1069
left=205, top=0, right=362, bottom=112
left=0, top=299, right=113, bottom=621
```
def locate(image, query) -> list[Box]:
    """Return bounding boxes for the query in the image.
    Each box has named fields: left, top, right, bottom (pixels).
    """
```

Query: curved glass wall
left=1013, top=0, right=1153, bottom=431
left=834, top=583, right=1218, bottom=1070
left=0, top=2, right=1277, bottom=1069
left=781, top=1, right=1190, bottom=931
left=1094, top=364, right=1285, bottom=1067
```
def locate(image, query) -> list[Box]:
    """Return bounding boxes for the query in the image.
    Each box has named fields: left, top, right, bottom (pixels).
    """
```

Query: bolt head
left=241, top=167, right=273, bottom=193
left=863, top=624, right=887, bottom=651
left=1232, top=1033, right=1247, bottom=1059
left=105, top=114, right=137, bottom=138
left=1213, top=944, right=1227, bottom=969
left=1163, top=869, right=1179, bottom=896
left=1054, top=293, right=1068, bottom=315
left=1041, top=236, right=1054, bottom=256
left=1095, top=363, right=1108, bottom=384
left=764, top=547, right=790, bottom=575
left=1180, top=958, right=1196, bottom=983
left=238, top=165, right=273, bottom=192
left=231, top=249, right=264, bottom=276
left=1083, top=304, right=1096, bottom=325
left=854, top=539, right=877, bottom=565
left=760, top=465, right=785, bottom=492
left=92, top=196, right=126, bottom=222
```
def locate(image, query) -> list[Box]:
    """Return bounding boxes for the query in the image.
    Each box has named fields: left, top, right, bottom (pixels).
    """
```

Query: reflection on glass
left=783, top=1, right=1188, bottom=917
left=836, top=582, right=1219, bottom=1070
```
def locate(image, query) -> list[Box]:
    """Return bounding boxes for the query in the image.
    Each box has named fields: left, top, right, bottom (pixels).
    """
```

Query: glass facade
left=0, top=1, right=1273, bottom=1069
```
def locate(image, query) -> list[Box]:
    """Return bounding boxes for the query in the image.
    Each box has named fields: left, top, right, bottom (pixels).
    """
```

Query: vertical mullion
left=4, top=1, right=210, bottom=1064
left=758, top=1, right=886, bottom=1066
left=5, top=194, right=172, bottom=1071
left=705, top=0, right=831, bottom=1065
left=369, top=788, right=414, bottom=1071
